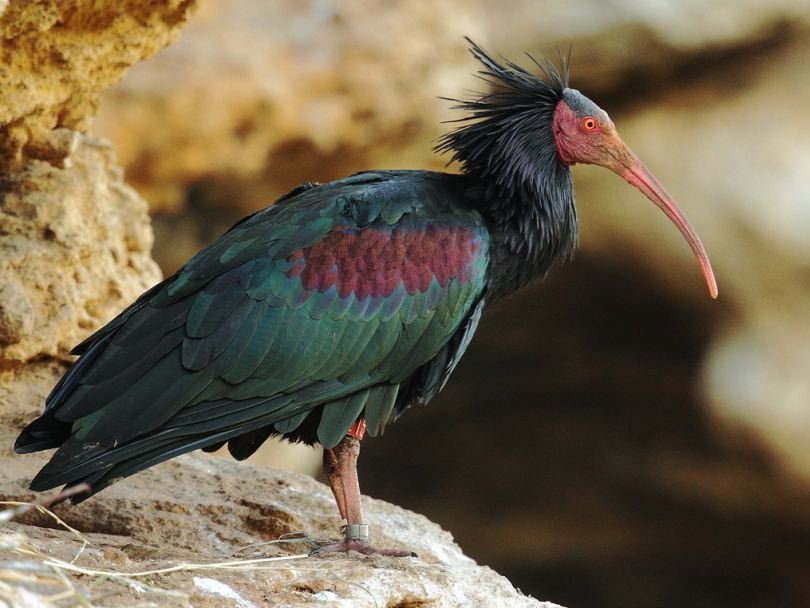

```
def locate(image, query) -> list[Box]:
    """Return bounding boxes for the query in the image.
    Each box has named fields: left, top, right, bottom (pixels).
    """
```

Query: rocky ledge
left=2, top=424, right=556, bottom=608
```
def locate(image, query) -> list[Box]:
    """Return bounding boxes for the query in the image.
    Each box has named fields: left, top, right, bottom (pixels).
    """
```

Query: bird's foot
left=309, top=538, right=416, bottom=557
left=309, top=524, right=416, bottom=557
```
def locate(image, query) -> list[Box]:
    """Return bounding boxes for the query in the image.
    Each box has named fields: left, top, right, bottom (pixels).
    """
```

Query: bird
left=15, top=39, right=717, bottom=556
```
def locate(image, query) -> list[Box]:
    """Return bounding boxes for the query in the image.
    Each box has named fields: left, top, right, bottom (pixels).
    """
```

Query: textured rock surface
left=482, top=0, right=810, bottom=93
left=0, top=0, right=193, bottom=370
left=0, top=0, right=196, bottom=167
left=1, top=375, right=552, bottom=608
left=0, top=134, right=160, bottom=362
left=93, top=0, right=483, bottom=216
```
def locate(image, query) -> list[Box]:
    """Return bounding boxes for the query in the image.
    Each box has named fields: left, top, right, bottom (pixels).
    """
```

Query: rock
left=0, top=0, right=197, bottom=167
left=0, top=133, right=160, bottom=363
left=569, top=36, right=810, bottom=477
left=1, top=372, right=553, bottom=607
left=0, top=0, right=197, bottom=365
left=481, top=0, right=810, bottom=95
left=0, top=280, right=34, bottom=345
left=91, top=0, right=484, bottom=214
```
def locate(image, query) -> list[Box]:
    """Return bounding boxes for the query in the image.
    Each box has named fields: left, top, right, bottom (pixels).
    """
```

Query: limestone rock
left=0, top=0, right=197, bottom=166
left=92, top=0, right=484, bottom=214
left=0, top=0, right=196, bottom=365
left=481, top=0, right=810, bottom=94
left=0, top=134, right=161, bottom=363
left=569, top=37, right=810, bottom=477
left=1, top=372, right=554, bottom=608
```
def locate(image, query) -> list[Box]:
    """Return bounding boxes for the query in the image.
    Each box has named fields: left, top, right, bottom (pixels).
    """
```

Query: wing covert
left=22, top=171, right=490, bottom=493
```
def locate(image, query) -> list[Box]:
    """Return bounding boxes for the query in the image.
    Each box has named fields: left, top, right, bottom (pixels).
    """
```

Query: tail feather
left=14, top=413, right=72, bottom=455
left=24, top=398, right=319, bottom=497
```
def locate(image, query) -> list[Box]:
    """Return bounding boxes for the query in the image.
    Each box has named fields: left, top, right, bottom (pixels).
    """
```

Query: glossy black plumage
left=16, top=42, right=580, bottom=501
left=437, top=39, right=577, bottom=300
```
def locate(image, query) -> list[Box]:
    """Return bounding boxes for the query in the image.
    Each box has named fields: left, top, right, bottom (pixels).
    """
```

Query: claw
left=310, top=538, right=417, bottom=558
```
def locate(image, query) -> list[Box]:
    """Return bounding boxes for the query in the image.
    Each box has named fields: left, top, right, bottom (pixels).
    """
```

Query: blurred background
left=89, top=1, right=810, bottom=607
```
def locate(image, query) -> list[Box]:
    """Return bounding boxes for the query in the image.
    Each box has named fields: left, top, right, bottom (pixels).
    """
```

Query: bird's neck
left=468, top=169, right=578, bottom=301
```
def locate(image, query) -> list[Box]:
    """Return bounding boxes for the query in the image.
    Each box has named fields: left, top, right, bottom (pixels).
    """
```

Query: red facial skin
left=552, top=100, right=718, bottom=299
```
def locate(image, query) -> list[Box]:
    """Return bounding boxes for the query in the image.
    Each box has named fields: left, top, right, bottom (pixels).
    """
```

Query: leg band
left=341, top=523, right=369, bottom=542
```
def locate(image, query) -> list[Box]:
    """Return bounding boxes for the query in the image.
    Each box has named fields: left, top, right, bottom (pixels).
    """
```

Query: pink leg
left=323, top=448, right=347, bottom=520
left=313, top=433, right=415, bottom=557
left=334, top=436, right=364, bottom=525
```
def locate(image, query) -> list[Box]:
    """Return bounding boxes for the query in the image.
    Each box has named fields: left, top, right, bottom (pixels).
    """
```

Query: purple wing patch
left=287, top=224, right=481, bottom=298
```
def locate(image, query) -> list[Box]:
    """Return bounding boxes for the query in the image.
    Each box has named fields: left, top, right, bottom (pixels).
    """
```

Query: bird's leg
left=312, top=421, right=415, bottom=557
left=322, top=447, right=347, bottom=520
left=334, top=434, right=365, bottom=534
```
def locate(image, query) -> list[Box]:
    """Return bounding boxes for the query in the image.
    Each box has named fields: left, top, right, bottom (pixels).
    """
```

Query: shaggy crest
left=436, top=38, right=570, bottom=197
left=435, top=39, right=577, bottom=299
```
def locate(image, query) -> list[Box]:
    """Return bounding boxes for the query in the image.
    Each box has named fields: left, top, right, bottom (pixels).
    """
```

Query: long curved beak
left=606, top=145, right=718, bottom=299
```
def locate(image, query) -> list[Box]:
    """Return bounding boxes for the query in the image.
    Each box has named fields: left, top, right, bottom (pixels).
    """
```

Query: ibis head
left=552, top=88, right=717, bottom=298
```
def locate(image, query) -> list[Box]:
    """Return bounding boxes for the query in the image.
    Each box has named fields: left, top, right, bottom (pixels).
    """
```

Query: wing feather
left=318, top=390, right=371, bottom=448
left=19, top=171, right=490, bottom=497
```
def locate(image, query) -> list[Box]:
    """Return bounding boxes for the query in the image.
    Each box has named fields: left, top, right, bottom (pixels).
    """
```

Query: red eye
left=581, top=116, right=598, bottom=131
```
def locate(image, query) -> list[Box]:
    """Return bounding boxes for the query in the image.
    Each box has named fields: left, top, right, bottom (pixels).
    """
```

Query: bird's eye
left=581, top=116, right=598, bottom=132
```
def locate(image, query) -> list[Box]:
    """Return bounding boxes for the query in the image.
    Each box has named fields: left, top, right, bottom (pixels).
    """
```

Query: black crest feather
left=437, top=38, right=577, bottom=300
left=435, top=38, right=569, bottom=197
